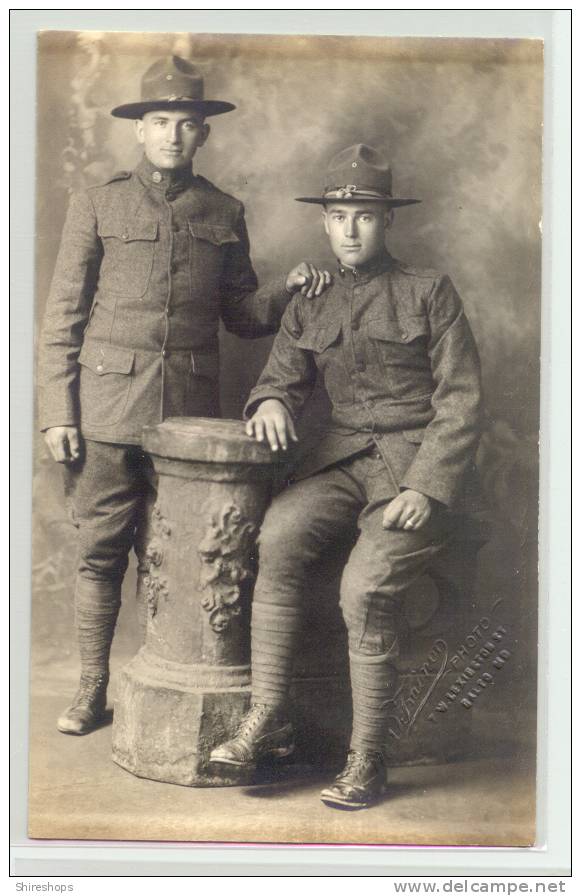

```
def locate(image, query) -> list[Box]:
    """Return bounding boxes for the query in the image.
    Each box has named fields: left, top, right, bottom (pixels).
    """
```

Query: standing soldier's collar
left=136, top=155, right=196, bottom=197
left=337, top=250, right=395, bottom=284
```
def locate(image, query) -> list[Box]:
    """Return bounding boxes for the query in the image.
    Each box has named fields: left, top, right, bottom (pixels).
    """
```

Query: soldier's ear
left=134, top=119, right=145, bottom=145
left=384, top=208, right=394, bottom=230
left=322, top=209, right=330, bottom=236
left=198, top=122, right=211, bottom=147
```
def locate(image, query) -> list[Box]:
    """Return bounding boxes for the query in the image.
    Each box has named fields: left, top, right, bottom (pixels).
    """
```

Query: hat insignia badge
left=336, top=184, right=357, bottom=198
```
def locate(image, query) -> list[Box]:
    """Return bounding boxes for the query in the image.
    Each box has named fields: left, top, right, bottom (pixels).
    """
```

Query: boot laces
left=236, top=704, right=274, bottom=738
left=70, top=674, right=107, bottom=710
left=339, top=749, right=382, bottom=780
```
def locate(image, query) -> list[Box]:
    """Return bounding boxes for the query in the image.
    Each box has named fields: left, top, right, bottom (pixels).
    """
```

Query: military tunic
left=39, top=155, right=290, bottom=443
left=38, top=155, right=291, bottom=584
left=246, top=250, right=482, bottom=511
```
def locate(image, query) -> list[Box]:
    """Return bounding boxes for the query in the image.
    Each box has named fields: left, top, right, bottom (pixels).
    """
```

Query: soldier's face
left=323, top=203, right=393, bottom=268
left=135, top=110, right=210, bottom=170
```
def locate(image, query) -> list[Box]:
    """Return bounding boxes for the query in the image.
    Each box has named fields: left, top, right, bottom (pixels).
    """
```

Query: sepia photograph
left=28, top=28, right=542, bottom=847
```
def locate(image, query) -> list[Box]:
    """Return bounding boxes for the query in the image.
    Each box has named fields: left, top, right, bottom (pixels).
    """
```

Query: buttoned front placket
left=160, top=184, right=176, bottom=422
left=137, top=160, right=195, bottom=423
left=341, top=265, right=375, bottom=429
left=341, top=263, right=400, bottom=492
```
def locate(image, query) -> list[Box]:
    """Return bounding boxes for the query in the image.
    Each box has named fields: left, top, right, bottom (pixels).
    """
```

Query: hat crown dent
left=141, top=54, right=205, bottom=101
left=295, top=142, right=419, bottom=206
left=325, top=143, right=393, bottom=196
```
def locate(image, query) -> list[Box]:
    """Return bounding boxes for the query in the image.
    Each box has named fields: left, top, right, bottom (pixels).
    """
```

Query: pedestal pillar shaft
left=111, top=418, right=275, bottom=786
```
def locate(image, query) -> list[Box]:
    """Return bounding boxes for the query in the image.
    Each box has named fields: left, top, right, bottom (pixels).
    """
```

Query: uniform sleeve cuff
left=399, top=475, right=454, bottom=508
left=243, top=388, right=295, bottom=421
left=38, top=417, right=78, bottom=433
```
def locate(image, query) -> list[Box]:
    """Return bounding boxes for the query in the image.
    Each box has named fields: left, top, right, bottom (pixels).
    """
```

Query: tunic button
left=351, top=320, right=360, bottom=331
left=121, top=233, right=129, bottom=241
left=96, top=364, right=104, bottom=372
left=356, top=361, right=366, bottom=372
left=152, top=171, right=162, bottom=184
left=400, top=330, right=408, bottom=341
left=161, top=349, right=167, bottom=358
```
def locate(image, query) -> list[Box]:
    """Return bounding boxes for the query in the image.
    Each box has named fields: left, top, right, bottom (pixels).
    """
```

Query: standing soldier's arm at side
left=38, top=190, right=102, bottom=451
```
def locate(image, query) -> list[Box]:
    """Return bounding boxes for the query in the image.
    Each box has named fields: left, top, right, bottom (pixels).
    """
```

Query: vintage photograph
left=29, top=30, right=542, bottom=845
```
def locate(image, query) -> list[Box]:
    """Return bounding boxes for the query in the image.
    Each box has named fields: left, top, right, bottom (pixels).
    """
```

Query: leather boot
left=58, top=578, right=120, bottom=735
left=209, top=703, right=294, bottom=769
left=57, top=672, right=109, bottom=735
left=320, top=750, right=386, bottom=810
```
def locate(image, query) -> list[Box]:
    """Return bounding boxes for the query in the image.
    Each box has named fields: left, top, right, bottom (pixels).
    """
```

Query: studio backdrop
left=30, top=31, right=542, bottom=843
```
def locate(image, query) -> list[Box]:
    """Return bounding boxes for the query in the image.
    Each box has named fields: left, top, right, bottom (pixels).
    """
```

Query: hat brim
left=111, top=99, right=236, bottom=119
left=295, top=196, right=421, bottom=207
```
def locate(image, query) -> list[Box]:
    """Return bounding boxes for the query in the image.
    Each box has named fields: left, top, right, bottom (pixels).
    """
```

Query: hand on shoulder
left=286, top=263, right=333, bottom=299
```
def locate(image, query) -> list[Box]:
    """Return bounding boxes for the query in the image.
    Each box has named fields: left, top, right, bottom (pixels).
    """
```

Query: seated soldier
left=209, top=144, right=483, bottom=810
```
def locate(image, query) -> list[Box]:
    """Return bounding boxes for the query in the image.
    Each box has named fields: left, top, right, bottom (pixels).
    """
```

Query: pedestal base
left=112, top=648, right=253, bottom=786
left=112, top=648, right=472, bottom=785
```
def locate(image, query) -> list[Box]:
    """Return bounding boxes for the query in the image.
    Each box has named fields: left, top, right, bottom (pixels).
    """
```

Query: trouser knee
left=340, top=572, right=402, bottom=660
left=254, top=507, right=316, bottom=607
left=76, top=519, right=134, bottom=584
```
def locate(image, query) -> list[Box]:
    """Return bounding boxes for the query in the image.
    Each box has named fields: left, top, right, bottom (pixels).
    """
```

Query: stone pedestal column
left=111, top=417, right=275, bottom=786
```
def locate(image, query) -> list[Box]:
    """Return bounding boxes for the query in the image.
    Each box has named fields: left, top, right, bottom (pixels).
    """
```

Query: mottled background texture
left=33, top=32, right=541, bottom=717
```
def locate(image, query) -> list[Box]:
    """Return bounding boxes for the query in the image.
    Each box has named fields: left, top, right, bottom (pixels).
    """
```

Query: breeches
left=63, top=440, right=157, bottom=584
left=255, top=450, right=458, bottom=659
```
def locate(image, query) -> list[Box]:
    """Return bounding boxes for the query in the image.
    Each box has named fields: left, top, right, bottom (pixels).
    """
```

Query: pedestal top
left=142, top=417, right=279, bottom=466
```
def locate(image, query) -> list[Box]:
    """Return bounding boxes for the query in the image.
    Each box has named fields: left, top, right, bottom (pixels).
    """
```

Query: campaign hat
left=111, top=55, right=235, bottom=119
left=296, top=144, right=420, bottom=207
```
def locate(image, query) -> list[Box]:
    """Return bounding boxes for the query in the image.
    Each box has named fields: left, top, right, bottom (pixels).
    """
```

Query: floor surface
left=27, top=654, right=536, bottom=847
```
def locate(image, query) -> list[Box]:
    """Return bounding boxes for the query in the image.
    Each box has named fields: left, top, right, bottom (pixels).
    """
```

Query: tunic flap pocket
left=191, top=352, right=219, bottom=379
left=78, top=342, right=135, bottom=376
left=368, top=315, right=429, bottom=344
left=402, top=427, right=427, bottom=444
left=188, top=221, right=240, bottom=246
left=295, top=321, right=342, bottom=353
left=98, top=220, right=158, bottom=242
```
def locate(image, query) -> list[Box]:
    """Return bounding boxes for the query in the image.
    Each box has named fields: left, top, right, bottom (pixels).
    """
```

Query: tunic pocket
left=97, top=220, right=158, bottom=298
left=367, top=314, right=433, bottom=399
left=295, top=320, right=353, bottom=404
left=188, top=221, right=239, bottom=289
left=78, top=341, right=135, bottom=427
left=295, top=320, right=342, bottom=354
left=186, top=352, right=221, bottom=418
left=188, top=222, right=240, bottom=246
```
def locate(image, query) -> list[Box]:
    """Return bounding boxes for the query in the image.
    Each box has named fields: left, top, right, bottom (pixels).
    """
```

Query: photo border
left=9, top=8, right=571, bottom=878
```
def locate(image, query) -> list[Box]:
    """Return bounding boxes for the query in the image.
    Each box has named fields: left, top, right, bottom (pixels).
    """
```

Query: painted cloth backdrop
left=33, top=32, right=541, bottom=709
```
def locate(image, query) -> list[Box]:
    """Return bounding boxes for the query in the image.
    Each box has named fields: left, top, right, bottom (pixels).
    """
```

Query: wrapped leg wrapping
left=349, top=650, right=399, bottom=754
left=74, top=578, right=122, bottom=681
left=251, top=601, right=303, bottom=709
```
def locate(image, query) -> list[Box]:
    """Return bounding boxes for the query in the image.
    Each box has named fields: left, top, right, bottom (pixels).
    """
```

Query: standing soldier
left=38, top=55, right=330, bottom=736
left=209, top=144, right=483, bottom=810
